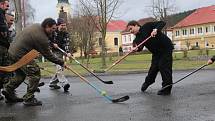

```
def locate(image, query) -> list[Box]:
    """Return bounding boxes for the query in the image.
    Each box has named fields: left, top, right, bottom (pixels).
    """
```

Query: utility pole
left=14, top=0, right=23, bottom=34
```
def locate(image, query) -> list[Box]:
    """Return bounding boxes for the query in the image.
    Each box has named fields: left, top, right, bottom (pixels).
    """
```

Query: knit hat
left=57, top=18, right=65, bottom=25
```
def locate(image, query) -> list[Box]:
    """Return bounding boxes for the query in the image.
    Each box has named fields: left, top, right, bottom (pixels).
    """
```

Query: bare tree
left=23, top=0, right=35, bottom=26
left=69, top=13, right=97, bottom=66
left=10, top=0, right=35, bottom=33
left=11, top=0, right=22, bottom=33
left=148, top=0, right=177, bottom=33
left=79, top=0, right=121, bottom=68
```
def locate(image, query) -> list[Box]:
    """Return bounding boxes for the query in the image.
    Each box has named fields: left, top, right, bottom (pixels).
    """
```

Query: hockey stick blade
left=103, top=80, right=113, bottom=84
left=112, top=95, right=129, bottom=103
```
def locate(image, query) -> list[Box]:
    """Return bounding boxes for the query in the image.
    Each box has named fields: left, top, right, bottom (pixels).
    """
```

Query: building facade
left=172, top=5, right=215, bottom=50
left=94, top=20, right=127, bottom=54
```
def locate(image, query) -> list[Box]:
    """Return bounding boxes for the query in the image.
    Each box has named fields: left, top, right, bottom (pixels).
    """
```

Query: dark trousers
left=144, top=51, right=173, bottom=91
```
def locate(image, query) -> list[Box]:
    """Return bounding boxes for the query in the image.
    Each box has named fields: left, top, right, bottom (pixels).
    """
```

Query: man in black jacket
left=49, top=18, right=71, bottom=92
left=0, top=0, right=9, bottom=100
left=127, top=20, right=174, bottom=95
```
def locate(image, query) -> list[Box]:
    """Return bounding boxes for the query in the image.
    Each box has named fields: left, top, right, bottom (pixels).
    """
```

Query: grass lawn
left=38, top=49, right=215, bottom=76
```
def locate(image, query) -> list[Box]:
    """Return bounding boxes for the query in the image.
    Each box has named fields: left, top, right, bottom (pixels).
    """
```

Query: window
left=205, top=41, right=209, bottom=47
left=195, top=42, right=199, bottom=47
left=114, top=38, right=118, bottom=46
left=205, top=26, right=210, bottom=33
left=214, top=26, right=215, bottom=32
left=99, top=38, right=102, bottom=46
left=128, top=35, right=131, bottom=42
left=198, top=27, right=203, bottom=34
left=190, top=28, right=195, bottom=35
left=182, top=29, right=187, bottom=35
left=124, top=36, right=126, bottom=42
left=175, top=30, right=180, bottom=36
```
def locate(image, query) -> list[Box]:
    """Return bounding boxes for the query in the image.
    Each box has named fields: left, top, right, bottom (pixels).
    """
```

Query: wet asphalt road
left=1, top=69, right=215, bottom=121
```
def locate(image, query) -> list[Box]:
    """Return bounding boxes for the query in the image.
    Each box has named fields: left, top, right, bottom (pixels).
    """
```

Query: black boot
left=23, top=98, right=42, bottom=106
left=49, top=84, right=61, bottom=89
left=141, top=83, right=151, bottom=92
left=157, top=86, right=172, bottom=96
left=63, top=84, right=70, bottom=92
left=2, top=90, right=23, bottom=103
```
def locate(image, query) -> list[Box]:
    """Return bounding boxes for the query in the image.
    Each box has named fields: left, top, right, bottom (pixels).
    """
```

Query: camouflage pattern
left=4, top=58, right=41, bottom=101
left=0, top=46, right=9, bottom=89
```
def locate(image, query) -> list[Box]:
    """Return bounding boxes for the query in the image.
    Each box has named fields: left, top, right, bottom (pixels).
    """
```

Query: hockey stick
left=0, top=49, right=39, bottom=72
left=94, top=35, right=152, bottom=73
left=56, top=47, right=113, bottom=84
left=161, top=64, right=208, bottom=91
left=65, top=66, right=129, bottom=103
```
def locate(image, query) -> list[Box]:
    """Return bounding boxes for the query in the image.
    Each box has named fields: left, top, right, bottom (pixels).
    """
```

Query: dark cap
left=57, top=18, right=65, bottom=25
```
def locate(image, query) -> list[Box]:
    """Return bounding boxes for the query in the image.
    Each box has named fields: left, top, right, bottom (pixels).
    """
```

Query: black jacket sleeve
left=132, top=21, right=166, bottom=52
left=211, top=56, right=215, bottom=62
left=0, top=9, right=7, bottom=33
left=151, top=21, right=166, bottom=31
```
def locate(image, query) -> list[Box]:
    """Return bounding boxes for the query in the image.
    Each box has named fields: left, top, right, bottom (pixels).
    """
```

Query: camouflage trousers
left=4, top=57, right=41, bottom=101
left=0, top=46, right=11, bottom=89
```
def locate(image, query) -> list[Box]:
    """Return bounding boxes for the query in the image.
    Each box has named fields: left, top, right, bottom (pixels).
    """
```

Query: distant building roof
left=107, top=20, right=127, bottom=32
left=166, top=9, right=195, bottom=29
left=174, top=5, right=215, bottom=28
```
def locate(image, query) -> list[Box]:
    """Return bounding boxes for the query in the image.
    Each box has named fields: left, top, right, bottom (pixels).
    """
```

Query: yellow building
left=71, top=20, right=127, bottom=57
left=94, top=20, right=127, bottom=54
left=172, top=5, right=215, bottom=50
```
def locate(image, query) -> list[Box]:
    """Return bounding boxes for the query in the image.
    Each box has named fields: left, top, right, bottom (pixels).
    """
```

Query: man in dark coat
left=0, top=0, right=9, bottom=100
left=127, top=20, right=174, bottom=95
left=2, top=18, right=66, bottom=106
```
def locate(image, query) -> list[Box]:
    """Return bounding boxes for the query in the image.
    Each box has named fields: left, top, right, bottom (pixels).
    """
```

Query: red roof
left=174, top=5, right=215, bottom=28
left=107, top=20, right=127, bottom=32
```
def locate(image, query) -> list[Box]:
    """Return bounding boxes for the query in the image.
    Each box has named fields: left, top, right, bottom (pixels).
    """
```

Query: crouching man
left=2, top=18, right=66, bottom=106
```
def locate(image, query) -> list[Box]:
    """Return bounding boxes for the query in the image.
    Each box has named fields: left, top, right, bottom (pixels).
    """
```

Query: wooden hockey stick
left=0, top=49, right=40, bottom=72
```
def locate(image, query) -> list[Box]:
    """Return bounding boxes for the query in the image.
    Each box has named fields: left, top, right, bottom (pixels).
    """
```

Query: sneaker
left=38, top=82, right=45, bottom=87
left=35, top=87, right=40, bottom=92
left=63, top=84, right=70, bottom=92
left=50, top=77, right=59, bottom=84
left=23, top=98, right=42, bottom=106
left=157, top=90, right=171, bottom=96
left=49, top=84, right=61, bottom=89
left=2, top=90, right=23, bottom=103
left=141, top=83, right=151, bottom=92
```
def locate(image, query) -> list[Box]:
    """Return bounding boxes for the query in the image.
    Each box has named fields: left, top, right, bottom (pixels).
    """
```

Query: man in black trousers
left=127, top=20, right=174, bottom=95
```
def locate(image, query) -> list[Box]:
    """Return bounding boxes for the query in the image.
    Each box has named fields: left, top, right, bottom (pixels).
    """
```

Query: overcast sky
left=30, top=0, right=215, bottom=23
